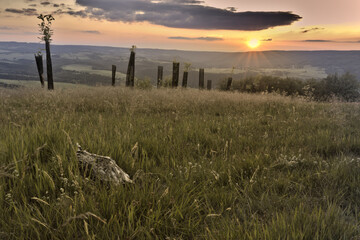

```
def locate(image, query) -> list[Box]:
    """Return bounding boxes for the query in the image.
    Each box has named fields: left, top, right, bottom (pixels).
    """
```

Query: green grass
left=0, top=87, right=359, bottom=239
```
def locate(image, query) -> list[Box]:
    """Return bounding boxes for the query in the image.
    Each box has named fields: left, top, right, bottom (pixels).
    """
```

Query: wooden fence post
left=199, top=68, right=205, bottom=89
left=126, top=50, right=135, bottom=87
left=157, top=66, right=163, bottom=88
left=45, top=41, right=54, bottom=90
left=34, top=54, right=44, bottom=88
left=182, top=71, right=188, bottom=88
left=172, top=62, right=180, bottom=88
left=112, top=65, right=116, bottom=86
left=226, top=77, right=233, bottom=91
left=207, top=80, right=212, bottom=90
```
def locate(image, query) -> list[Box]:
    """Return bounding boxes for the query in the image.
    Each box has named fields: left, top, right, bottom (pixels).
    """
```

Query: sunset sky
left=1, top=0, right=360, bottom=51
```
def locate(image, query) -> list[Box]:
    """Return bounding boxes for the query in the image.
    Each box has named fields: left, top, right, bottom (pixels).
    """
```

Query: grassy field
left=61, top=65, right=127, bottom=79
left=0, top=87, right=359, bottom=239
left=0, top=79, right=89, bottom=89
left=205, top=66, right=327, bottom=80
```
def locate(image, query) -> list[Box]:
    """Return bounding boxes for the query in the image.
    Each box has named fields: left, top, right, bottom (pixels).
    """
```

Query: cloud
left=169, top=36, right=223, bottom=41
left=304, top=39, right=334, bottom=42
left=29, top=4, right=37, bottom=7
left=40, top=2, right=51, bottom=6
left=261, top=38, right=272, bottom=42
left=65, top=10, right=87, bottom=17
left=0, top=26, right=16, bottom=30
left=5, top=8, right=38, bottom=16
left=80, top=30, right=101, bottom=34
left=301, top=27, right=325, bottom=34
left=53, top=4, right=60, bottom=7
left=75, top=0, right=301, bottom=31
left=303, top=39, right=360, bottom=43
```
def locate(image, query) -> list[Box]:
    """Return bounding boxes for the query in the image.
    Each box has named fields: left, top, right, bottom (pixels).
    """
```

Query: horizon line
left=2, top=41, right=360, bottom=53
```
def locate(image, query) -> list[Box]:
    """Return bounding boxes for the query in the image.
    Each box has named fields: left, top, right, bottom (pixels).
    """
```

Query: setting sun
left=247, top=39, right=260, bottom=49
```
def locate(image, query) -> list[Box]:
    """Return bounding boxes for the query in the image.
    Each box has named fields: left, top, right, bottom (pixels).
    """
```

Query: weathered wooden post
left=34, top=54, right=44, bottom=88
left=199, top=68, right=205, bottom=89
left=226, top=77, right=233, bottom=91
left=182, top=63, right=191, bottom=88
left=157, top=66, right=163, bottom=88
left=207, top=80, right=212, bottom=90
left=182, top=71, right=188, bottom=88
left=126, top=46, right=136, bottom=87
left=111, top=65, right=116, bottom=86
left=172, top=62, right=180, bottom=88
left=129, top=65, right=134, bottom=87
left=45, top=40, right=54, bottom=90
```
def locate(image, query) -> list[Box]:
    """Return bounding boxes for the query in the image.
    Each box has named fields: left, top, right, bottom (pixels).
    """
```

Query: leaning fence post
left=226, top=77, right=233, bottom=91
left=34, top=54, right=44, bottom=88
left=112, top=65, right=116, bottom=86
left=157, top=66, right=163, bottom=88
left=207, top=80, right=212, bottom=90
left=199, top=68, right=205, bottom=89
left=172, top=62, right=180, bottom=88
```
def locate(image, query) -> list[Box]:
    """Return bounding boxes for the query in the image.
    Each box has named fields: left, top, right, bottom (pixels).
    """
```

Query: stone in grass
left=76, top=143, right=133, bottom=185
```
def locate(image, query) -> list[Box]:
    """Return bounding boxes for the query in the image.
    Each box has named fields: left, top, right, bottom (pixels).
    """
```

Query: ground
left=0, top=86, right=359, bottom=239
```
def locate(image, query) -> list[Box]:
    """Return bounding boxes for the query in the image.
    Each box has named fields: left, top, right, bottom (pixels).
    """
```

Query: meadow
left=0, top=86, right=359, bottom=239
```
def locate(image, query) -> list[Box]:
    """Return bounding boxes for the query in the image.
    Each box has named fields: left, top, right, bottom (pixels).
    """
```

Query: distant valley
left=1, top=41, right=360, bottom=88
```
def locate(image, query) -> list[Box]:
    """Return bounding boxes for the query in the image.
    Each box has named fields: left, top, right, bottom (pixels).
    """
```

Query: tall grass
left=0, top=87, right=359, bottom=239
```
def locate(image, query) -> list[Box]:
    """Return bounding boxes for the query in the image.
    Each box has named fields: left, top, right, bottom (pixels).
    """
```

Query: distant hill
left=1, top=41, right=360, bottom=88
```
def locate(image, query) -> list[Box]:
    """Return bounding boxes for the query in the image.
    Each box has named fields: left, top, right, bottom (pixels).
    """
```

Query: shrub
left=135, top=78, right=152, bottom=90
left=321, top=73, right=359, bottom=101
left=220, top=73, right=360, bottom=102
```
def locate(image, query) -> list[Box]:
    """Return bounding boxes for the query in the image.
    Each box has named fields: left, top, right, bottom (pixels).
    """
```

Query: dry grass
left=0, top=86, right=359, bottom=239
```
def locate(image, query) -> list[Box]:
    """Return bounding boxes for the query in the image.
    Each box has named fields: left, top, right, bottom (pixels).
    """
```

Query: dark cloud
left=66, top=10, right=87, bottom=17
left=261, top=38, right=272, bottom=42
left=40, top=1, right=51, bottom=6
left=80, top=30, right=101, bottom=34
left=303, top=39, right=360, bottom=44
left=169, top=36, right=223, bottom=41
left=301, top=27, right=325, bottom=34
left=75, top=0, right=301, bottom=31
left=304, top=39, right=334, bottom=42
left=5, top=8, right=38, bottom=16
left=53, top=4, right=59, bottom=7
left=29, top=4, right=37, bottom=7
left=0, top=26, right=15, bottom=30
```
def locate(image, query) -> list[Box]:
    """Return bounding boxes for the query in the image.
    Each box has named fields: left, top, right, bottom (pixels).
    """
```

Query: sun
left=247, top=39, right=260, bottom=49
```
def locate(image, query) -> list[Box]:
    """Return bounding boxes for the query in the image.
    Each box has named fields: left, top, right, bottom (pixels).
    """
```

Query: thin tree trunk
left=45, top=41, right=54, bottom=90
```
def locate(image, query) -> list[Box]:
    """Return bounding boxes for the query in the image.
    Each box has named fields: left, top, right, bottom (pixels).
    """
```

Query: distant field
left=206, top=65, right=327, bottom=79
left=0, top=87, right=359, bottom=239
left=61, top=64, right=127, bottom=79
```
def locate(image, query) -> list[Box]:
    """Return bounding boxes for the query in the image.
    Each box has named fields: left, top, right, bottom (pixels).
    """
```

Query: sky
left=0, top=0, right=360, bottom=51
